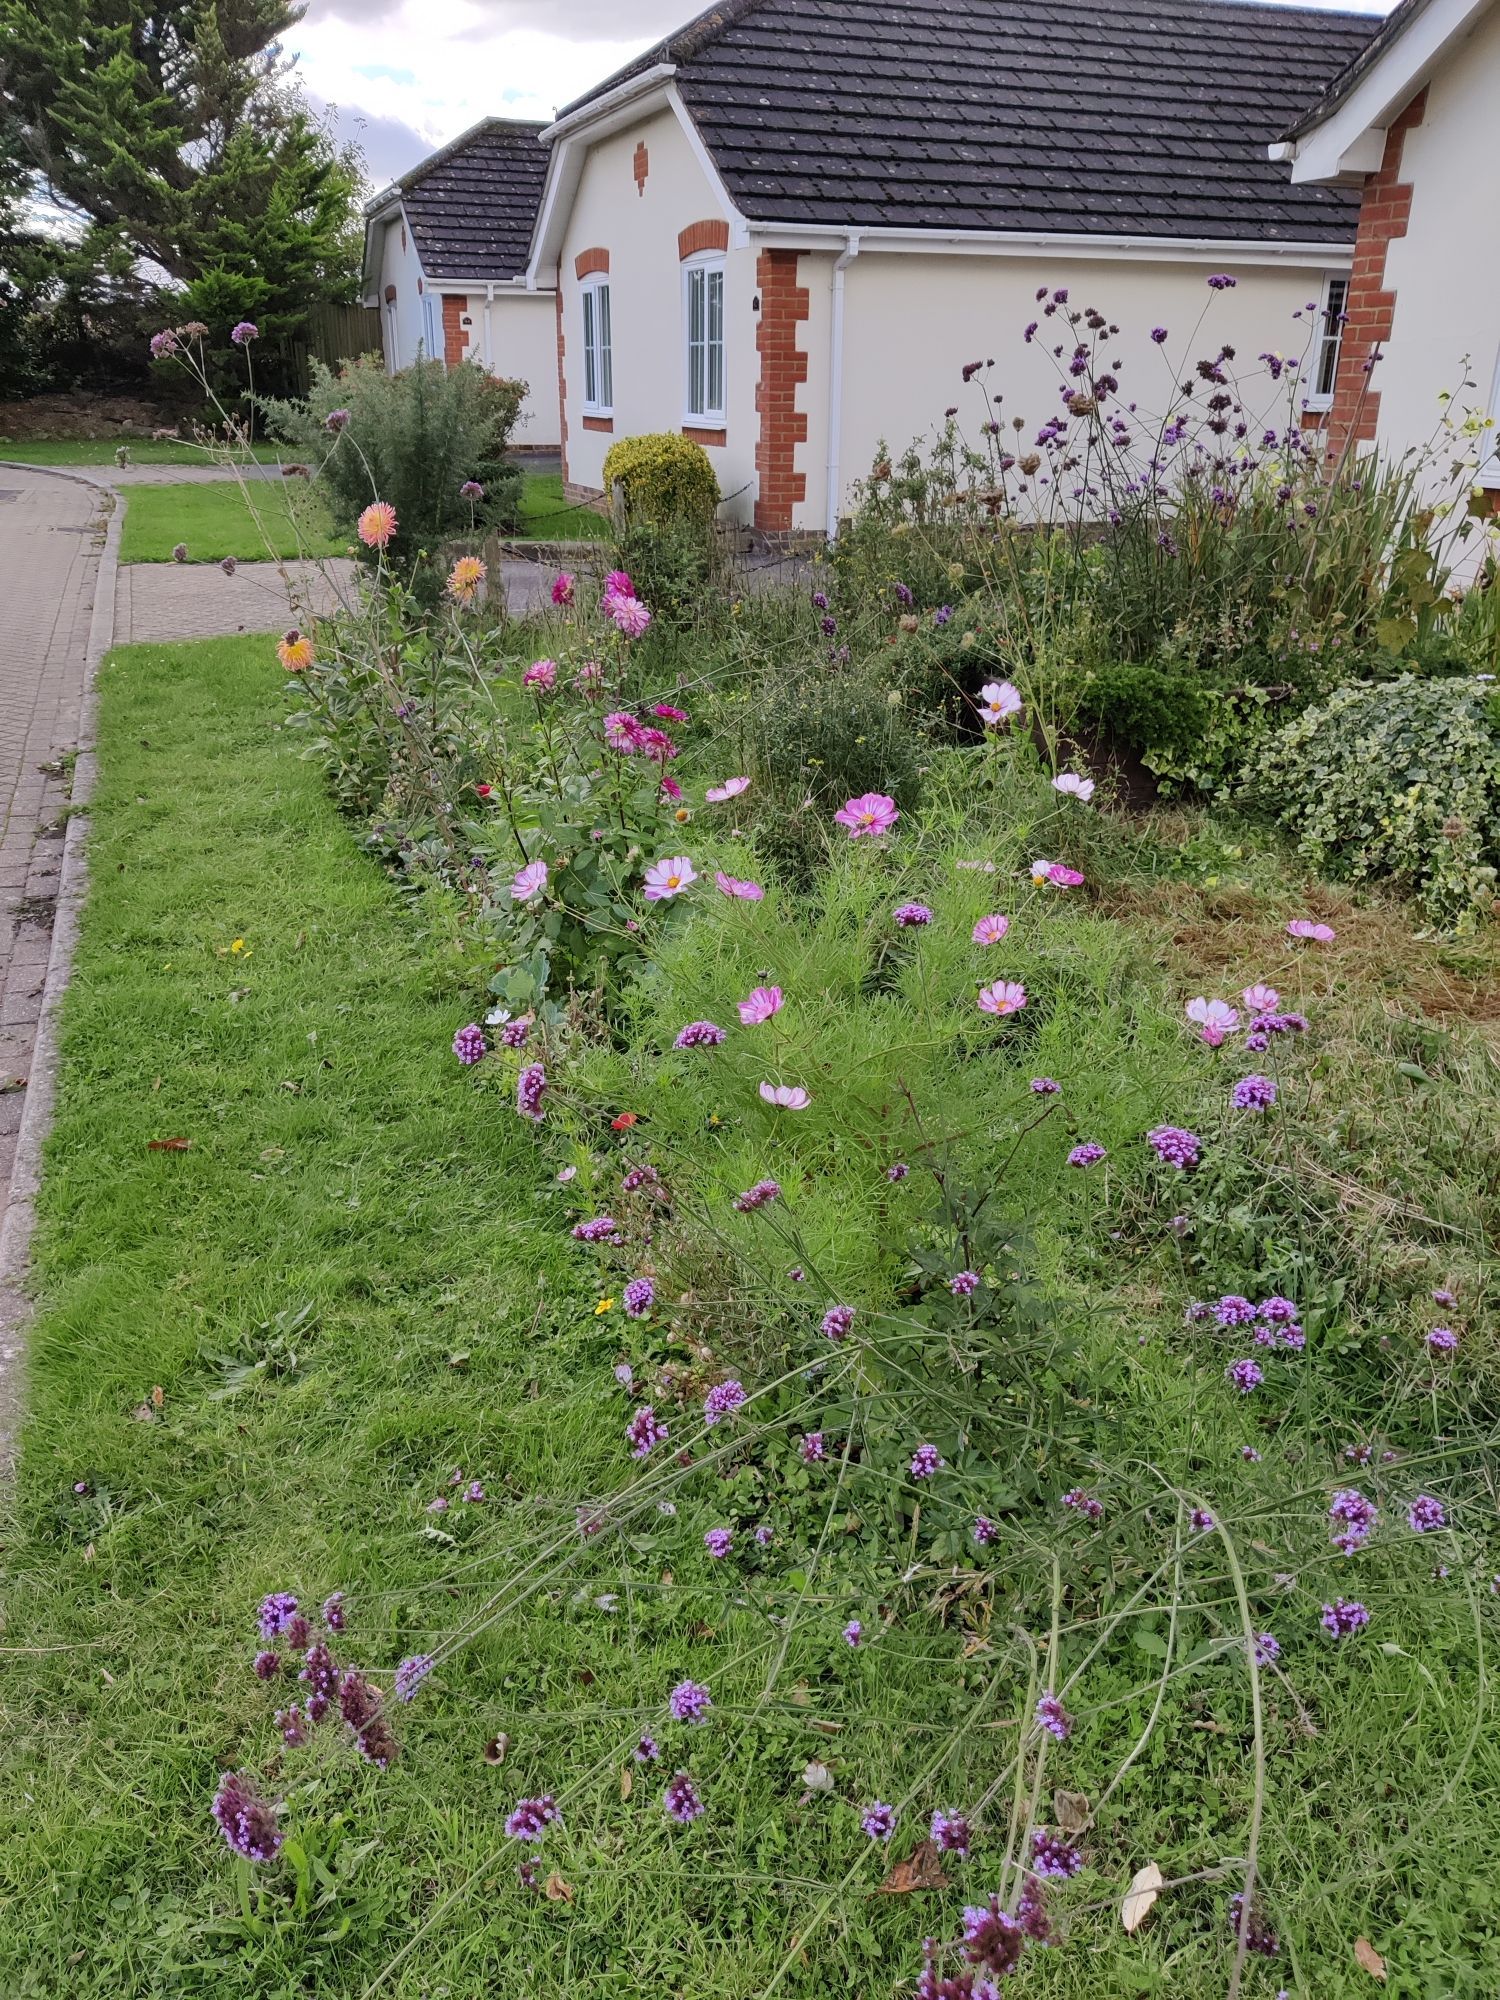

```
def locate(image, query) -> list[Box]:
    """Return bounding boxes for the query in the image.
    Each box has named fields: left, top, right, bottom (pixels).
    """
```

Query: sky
left=296, top=0, right=1398, bottom=193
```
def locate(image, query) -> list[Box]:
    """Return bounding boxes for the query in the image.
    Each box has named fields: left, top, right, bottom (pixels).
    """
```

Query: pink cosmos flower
left=551, top=573, right=575, bottom=607
left=1052, top=772, right=1095, bottom=802
left=604, top=711, right=645, bottom=752
left=523, top=659, right=558, bottom=691
left=978, top=680, right=1022, bottom=726
left=608, top=594, right=652, bottom=639
left=759, top=1082, right=811, bottom=1110
left=834, top=792, right=899, bottom=838
left=1186, top=996, right=1240, bottom=1046
left=977, top=980, right=1027, bottom=1016
left=511, top=859, right=548, bottom=902
left=716, top=871, right=764, bottom=901
left=1287, top=919, right=1336, bottom=942
left=1242, top=983, right=1280, bottom=1012
left=643, top=856, right=697, bottom=900
left=738, top=984, right=784, bottom=1024
left=1031, top=858, right=1085, bottom=887
left=357, top=500, right=398, bottom=549
left=972, top=913, right=1010, bottom=945
left=706, top=776, right=750, bottom=803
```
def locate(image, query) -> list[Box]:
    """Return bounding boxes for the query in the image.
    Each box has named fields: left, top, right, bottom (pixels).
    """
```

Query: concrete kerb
left=0, top=461, right=120, bottom=1475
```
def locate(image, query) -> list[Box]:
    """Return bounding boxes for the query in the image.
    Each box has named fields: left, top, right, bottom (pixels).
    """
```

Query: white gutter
left=746, top=220, right=1356, bottom=269
left=825, top=236, right=861, bottom=541
left=538, top=62, right=677, bottom=146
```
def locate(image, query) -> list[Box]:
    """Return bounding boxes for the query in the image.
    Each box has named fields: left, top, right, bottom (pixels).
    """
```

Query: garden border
left=0, top=462, right=119, bottom=1475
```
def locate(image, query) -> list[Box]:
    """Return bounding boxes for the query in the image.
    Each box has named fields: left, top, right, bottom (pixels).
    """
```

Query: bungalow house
left=361, top=118, right=561, bottom=446
left=1270, top=0, right=1500, bottom=496
left=524, top=0, right=1380, bottom=534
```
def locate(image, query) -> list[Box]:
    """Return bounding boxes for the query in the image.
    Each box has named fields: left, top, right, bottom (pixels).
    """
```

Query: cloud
left=309, top=95, right=434, bottom=189
left=302, top=0, right=683, bottom=32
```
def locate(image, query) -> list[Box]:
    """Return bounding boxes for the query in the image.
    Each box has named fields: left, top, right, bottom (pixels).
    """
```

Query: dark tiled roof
left=567, top=0, right=1381, bottom=243
left=393, top=118, right=549, bottom=281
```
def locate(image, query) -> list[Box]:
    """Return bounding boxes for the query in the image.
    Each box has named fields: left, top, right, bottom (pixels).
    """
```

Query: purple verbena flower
left=930, top=1808, right=972, bottom=1857
left=1232, top=1073, right=1277, bottom=1111
left=1322, top=1597, right=1370, bottom=1638
left=211, top=1770, right=283, bottom=1862
left=623, top=1276, right=655, bottom=1319
left=1427, top=1326, right=1459, bottom=1353
left=1408, top=1494, right=1446, bottom=1533
left=1068, top=1141, right=1107, bottom=1168
left=394, top=1654, right=433, bottom=1703
left=909, top=1442, right=942, bottom=1479
left=1329, top=1487, right=1377, bottom=1554
left=821, top=1305, right=855, bottom=1341
left=1030, top=1077, right=1061, bottom=1094
left=668, top=1678, right=712, bottom=1723
left=1147, top=1124, right=1201, bottom=1169
left=704, top=1527, right=733, bottom=1560
left=516, top=1061, right=547, bottom=1122
left=861, top=1800, right=896, bottom=1840
left=1035, top=1692, right=1072, bottom=1740
left=321, top=1592, right=346, bottom=1632
left=626, top=1405, right=667, bottom=1458
left=1226, top=1359, right=1264, bottom=1394
left=734, top=1178, right=781, bottom=1212
left=1214, top=1295, right=1257, bottom=1326
left=253, top=1650, right=280, bottom=1680
left=633, top=1733, right=660, bottom=1762
left=800, top=1431, right=826, bottom=1463
left=894, top=901, right=934, bottom=928
left=1227, top=1892, right=1278, bottom=1956
left=453, top=1023, right=486, bottom=1066
left=1061, top=1487, right=1103, bottom=1521
left=257, top=1592, right=300, bottom=1641
left=505, top=1794, right=562, bottom=1841
left=664, top=1770, right=704, bottom=1823
left=1030, top=1829, right=1084, bottom=1879
left=674, top=1020, right=727, bottom=1049
left=703, top=1378, right=747, bottom=1426
left=842, top=1619, right=863, bottom=1647
left=950, top=1270, right=980, bottom=1296
left=1253, top=1632, right=1280, bottom=1666
left=972, top=1515, right=998, bottom=1545
left=572, top=1215, right=618, bottom=1243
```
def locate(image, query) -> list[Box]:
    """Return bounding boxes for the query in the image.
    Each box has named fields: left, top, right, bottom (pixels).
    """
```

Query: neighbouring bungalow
left=361, top=118, right=561, bottom=446
left=524, top=0, right=1379, bottom=534
left=1271, top=0, right=1500, bottom=498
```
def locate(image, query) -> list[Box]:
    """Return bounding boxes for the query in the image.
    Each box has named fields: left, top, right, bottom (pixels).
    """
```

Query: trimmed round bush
left=602, top=432, right=719, bottom=524
left=1240, top=673, right=1500, bottom=930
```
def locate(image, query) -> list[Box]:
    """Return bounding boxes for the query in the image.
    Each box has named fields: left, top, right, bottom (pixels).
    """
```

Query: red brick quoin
left=678, top=219, right=729, bottom=261
left=442, top=294, right=469, bottom=367
left=754, top=249, right=809, bottom=533
left=1326, top=88, right=1426, bottom=468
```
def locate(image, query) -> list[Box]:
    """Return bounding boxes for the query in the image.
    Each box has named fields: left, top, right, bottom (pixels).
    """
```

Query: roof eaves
left=1279, top=0, right=1437, bottom=139
left=554, top=0, right=768, bottom=121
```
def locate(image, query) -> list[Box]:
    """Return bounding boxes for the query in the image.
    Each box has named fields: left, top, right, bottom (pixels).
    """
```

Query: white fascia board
left=745, top=223, right=1354, bottom=269
left=360, top=198, right=404, bottom=305
left=526, top=67, right=676, bottom=286
left=1279, top=0, right=1494, bottom=184
left=664, top=81, right=752, bottom=248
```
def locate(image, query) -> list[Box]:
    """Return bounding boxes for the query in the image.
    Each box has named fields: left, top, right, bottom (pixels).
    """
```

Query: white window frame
left=1304, top=273, right=1350, bottom=414
left=420, top=290, right=440, bottom=365
left=580, top=276, right=613, bottom=417
left=682, top=252, right=726, bottom=427
left=1480, top=337, right=1500, bottom=488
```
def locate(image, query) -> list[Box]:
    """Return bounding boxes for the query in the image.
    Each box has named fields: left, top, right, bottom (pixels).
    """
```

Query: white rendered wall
left=377, top=214, right=432, bottom=371
left=556, top=108, right=757, bottom=519
left=466, top=291, right=561, bottom=446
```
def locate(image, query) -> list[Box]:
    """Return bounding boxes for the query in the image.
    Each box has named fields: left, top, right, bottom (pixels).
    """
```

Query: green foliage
left=1241, top=673, right=1500, bottom=928
left=602, top=431, right=719, bottom=524
left=748, top=658, right=927, bottom=814
left=260, top=355, right=525, bottom=560
left=0, top=0, right=364, bottom=343
left=610, top=517, right=720, bottom=628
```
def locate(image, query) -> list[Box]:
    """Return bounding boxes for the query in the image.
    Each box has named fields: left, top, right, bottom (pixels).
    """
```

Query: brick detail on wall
left=1326, top=88, right=1427, bottom=468
left=575, top=246, right=610, bottom=280
left=442, top=294, right=469, bottom=367
left=683, top=425, right=727, bottom=448
left=678, top=219, right=730, bottom=261
left=754, top=249, right=810, bottom=533
left=554, top=262, right=569, bottom=485
left=633, top=142, right=649, bottom=195
left=582, top=415, right=614, bottom=433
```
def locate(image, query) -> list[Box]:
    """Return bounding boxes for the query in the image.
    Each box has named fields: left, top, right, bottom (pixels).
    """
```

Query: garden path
left=0, top=463, right=111, bottom=1463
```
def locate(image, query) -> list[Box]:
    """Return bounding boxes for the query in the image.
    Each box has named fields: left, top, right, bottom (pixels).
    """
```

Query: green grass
left=0, top=438, right=283, bottom=467
left=118, top=480, right=346, bottom=564
left=3, top=631, right=1499, bottom=1997
left=512, top=470, right=609, bottom=543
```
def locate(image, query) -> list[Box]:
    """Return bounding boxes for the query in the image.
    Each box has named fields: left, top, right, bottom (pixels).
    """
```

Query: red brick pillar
left=754, top=249, right=810, bottom=533
left=1326, top=90, right=1426, bottom=468
left=442, top=294, right=469, bottom=366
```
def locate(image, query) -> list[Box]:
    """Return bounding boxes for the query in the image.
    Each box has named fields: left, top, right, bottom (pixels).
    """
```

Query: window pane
left=1316, top=279, right=1348, bottom=399
left=598, top=285, right=612, bottom=409
left=687, top=268, right=705, bottom=415
left=707, top=271, right=724, bottom=414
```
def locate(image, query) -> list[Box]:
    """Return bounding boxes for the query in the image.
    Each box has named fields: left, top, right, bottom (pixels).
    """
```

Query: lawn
left=512, top=469, right=609, bottom=542
left=3, top=624, right=1498, bottom=1997
left=0, top=438, right=284, bottom=467
left=118, top=479, right=347, bottom=563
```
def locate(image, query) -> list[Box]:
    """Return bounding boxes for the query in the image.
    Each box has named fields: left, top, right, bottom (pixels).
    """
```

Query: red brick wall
left=1326, top=89, right=1427, bottom=467
left=678, top=219, right=730, bottom=260
left=442, top=294, right=469, bottom=367
left=574, top=247, right=610, bottom=280
left=754, top=249, right=809, bottom=533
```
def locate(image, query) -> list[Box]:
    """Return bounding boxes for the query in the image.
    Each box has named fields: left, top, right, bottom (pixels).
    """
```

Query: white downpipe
left=484, top=283, right=495, bottom=372
left=825, top=236, right=860, bottom=540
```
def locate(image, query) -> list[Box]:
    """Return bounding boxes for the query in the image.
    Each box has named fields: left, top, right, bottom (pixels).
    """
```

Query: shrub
left=260, top=355, right=525, bottom=560
left=602, top=432, right=719, bottom=525
left=1240, top=673, right=1500, bottom=929
left=749, top=658, right=926, bottom=814
left=610, top=518, right=721, bottom=632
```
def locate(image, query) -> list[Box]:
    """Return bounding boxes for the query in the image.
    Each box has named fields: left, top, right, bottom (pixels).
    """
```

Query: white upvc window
left=1305, top=273, right=1350, bottom=413
left=683, top=253, right=726, bottom=424
left=581, top=277, right=613, bottom=415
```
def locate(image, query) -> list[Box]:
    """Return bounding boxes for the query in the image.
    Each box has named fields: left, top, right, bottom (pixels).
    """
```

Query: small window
left=1306, top=274, right=1349, bottom=412
left=684, top=255, right=726, bottom=424
left=581, top=278, right=613, bottom=415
